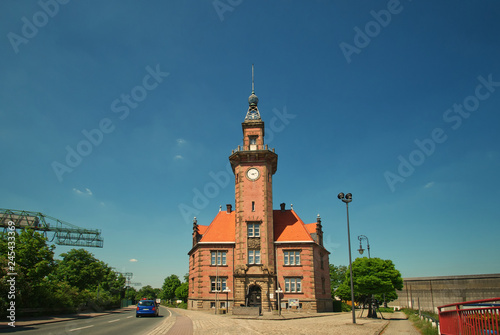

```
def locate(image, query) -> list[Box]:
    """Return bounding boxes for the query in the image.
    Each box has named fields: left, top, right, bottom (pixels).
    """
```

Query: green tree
left=161, top=274, right=181, bottom=301
left=125, top=287, right=137, bottom=301
left=175, top=282, right=189, bottom=302
left=136, top=285, right=158, bottom=300
left=0, top=229, right=56, bottom=308
left=329, top=264, right=348, bottom=294
left=101, top=270, right=126, bottom=297
left=336, top=258, right=403, bottom=317
left=53, top=249, right=109, bottom=291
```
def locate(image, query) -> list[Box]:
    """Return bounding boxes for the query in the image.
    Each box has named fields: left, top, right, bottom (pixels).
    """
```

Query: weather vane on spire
left=252, top=64, right=255, bottom=94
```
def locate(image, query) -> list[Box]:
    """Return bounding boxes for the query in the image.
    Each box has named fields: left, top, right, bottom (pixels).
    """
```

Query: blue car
left=136, top=299, right=159, bottom=317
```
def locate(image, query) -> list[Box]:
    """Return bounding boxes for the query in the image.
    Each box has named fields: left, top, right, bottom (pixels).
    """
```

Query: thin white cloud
left=129, top=258, right=138, bottom=262
left=73, top=187, right=93, bottom=196
left=176, top=138, right=186, bottom=145
left=424, top=182, right=435, bottom=189
left=174, top=155, right=184, bottom=160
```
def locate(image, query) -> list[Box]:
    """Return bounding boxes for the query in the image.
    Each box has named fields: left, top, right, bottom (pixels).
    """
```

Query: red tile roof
left=197, top=209, right=315, bottom=243
left=198, top=225, right=208, bottom=235
left=273, top=210, right=314, bottom=242
left=304, top=222, right=317, bottom=235
left=198, top=211, right=235, bottom=243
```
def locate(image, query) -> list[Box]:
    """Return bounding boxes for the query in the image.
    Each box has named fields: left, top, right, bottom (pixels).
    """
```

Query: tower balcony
left=232, top=144, right=275, bottom=153
left=229, top=145, right=278, bottom=175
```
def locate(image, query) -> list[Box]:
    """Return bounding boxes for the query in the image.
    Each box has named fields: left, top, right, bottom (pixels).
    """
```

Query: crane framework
left=0, top=208, right=103, bottom=248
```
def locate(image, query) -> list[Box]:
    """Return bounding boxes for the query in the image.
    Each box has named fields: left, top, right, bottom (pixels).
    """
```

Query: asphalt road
left=2, top=306, right=170, bottom=335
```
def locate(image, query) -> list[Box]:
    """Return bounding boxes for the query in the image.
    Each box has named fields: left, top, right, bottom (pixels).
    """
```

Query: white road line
left=108, top=319, right=121, bottom=323
left=167, top=309, right=172, bottom=317
left=69, top=325, right=94, bottom=332
left=127, top=315, right=134, bottom=318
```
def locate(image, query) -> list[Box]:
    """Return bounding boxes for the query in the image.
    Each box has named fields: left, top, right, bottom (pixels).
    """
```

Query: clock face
left=246, top=168, right=260, bottom=180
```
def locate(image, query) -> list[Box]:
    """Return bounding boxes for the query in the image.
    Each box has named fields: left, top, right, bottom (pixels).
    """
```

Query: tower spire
left=245, top=64, right=261, bottom=121
left=252, top=64, right=255, bottom=94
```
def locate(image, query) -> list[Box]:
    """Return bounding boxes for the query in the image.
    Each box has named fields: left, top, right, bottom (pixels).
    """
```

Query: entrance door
left=247, top=285, right=262, bottom=307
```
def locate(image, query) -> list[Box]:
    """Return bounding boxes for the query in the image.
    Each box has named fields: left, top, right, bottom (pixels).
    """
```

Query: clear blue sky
left=1, top=0, right=499, bottom=289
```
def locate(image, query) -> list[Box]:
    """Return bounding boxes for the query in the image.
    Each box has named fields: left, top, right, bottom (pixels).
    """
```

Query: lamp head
left=337, top=192, right=345, bottom=200
left=345, top=193, right=352, bottom=200
left=358, top=247, right=364, bottom=255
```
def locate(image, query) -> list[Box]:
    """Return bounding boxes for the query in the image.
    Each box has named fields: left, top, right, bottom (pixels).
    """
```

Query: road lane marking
left=127, top=315, right=134, bottom=318
left=108, top=319, right=121, bottom=323
left=69, top=325, right=94, bottom=332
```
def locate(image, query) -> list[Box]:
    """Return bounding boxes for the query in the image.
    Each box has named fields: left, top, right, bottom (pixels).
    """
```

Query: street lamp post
left=358, top=234, right=376, bottom=317
left=223, top=287, right=231, bottom=314
left=276, top=287, right=283, bottom=316
left=357, top=235, right=371, bottom=258
left=338, top=192, right=356, bottom=324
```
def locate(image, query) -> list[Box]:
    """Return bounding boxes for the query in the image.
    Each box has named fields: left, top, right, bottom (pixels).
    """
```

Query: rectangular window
left=247, top=223, right=260, bottom=237
left=248, top=250, right=261, bottom=264
left=210, top=277, right=227, bottom=292
left=249, top=136, right=257, bottom=150
left=210, top=251, right=227, bottom=266
left=284, top=251, right=301, bottom=265
left=284, top=278, right=302, bottom=293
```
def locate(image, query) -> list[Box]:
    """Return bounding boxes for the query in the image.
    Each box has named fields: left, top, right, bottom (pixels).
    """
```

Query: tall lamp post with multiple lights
left=357, top=235, right=371, bottom=258
left=338, top=192, right=356, bottom=324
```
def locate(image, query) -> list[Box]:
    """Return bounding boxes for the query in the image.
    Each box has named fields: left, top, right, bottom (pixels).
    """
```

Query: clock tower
left=228, top=80, right=278, bottom=309
left=188, top=69, right=333, bottom=313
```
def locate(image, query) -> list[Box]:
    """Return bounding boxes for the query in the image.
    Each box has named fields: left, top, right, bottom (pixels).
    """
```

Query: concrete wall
left=391, top=274, right=500, bottom=313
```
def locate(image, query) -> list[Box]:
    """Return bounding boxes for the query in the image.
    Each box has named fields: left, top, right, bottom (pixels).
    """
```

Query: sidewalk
left=379, top=311, right=421, bottom=335
left=164, top=308, right=389, bottom=335
left=0, top=305, right=137, bottom=329
left=230, top=310, right=339, bottom=320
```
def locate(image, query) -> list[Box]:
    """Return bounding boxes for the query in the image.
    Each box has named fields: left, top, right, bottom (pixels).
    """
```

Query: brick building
left=187, top=84, right=333, bottom=313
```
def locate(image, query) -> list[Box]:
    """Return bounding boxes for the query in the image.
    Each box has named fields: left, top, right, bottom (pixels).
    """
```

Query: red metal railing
left=438, top=298, right=500, bottom=334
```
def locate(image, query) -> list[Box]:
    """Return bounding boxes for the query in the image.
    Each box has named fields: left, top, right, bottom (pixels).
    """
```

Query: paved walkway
left=166, top=315, right=193, bottom=335
left=148, top=308, right=389, bottom=335
left=380, top=312, right=421, bottom=335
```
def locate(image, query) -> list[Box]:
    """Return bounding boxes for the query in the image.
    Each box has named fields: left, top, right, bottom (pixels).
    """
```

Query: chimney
left=316, top=214, right=323, bottom=246
left=226, top=204, right=232, bottom=213
left=280, top=203, right=286, bottom=212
